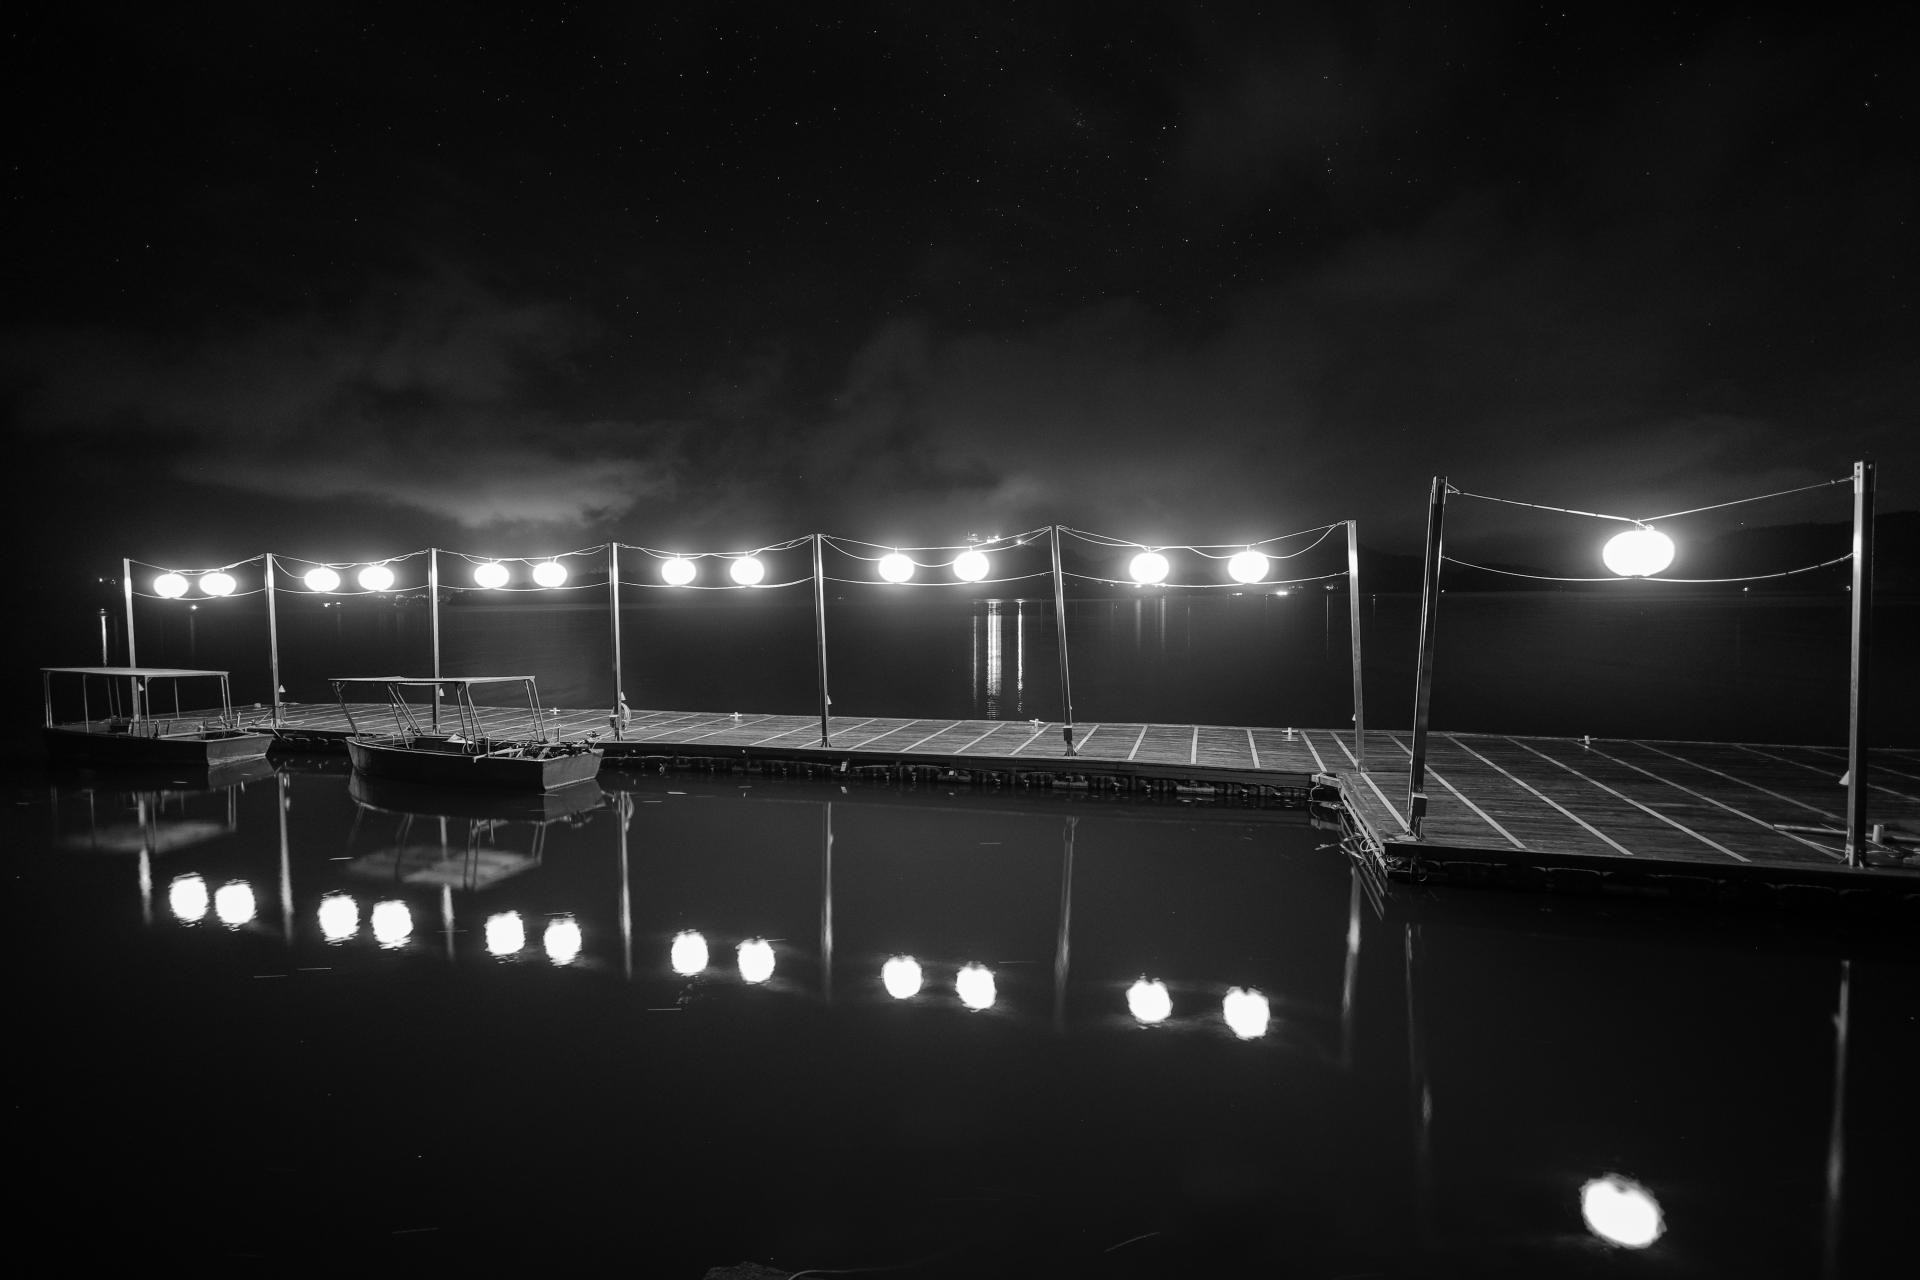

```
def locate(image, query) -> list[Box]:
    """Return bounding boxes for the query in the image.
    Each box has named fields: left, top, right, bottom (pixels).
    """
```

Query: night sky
left=5, top=2, right=1914, bottom=587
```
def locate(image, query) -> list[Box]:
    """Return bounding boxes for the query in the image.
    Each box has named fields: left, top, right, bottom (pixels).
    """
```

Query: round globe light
left=317, top=893, right=360, bottom=943
left=661, top=557, right=697, bottom=586
left=955, top=962, right=997, bottom=1011
left=1126, top=977, right=1173, bottom=1024
left=877, top=552, right=916, bottom=583
left=357, top=564, right=395, bottom=592
left=1129, top=552, right=1170, bottom=585
left=214, top=880, right=258, bottom=928
left=544, top=915, right=583, bottom=966
left=473, top=561, right=510, bottom=589
left=485, top=910, right=526, bottom=957
left=154, top=573, right=189, bottom=599
left=670, top=929, right=709, bottom=976
left=737, top=937, right=776, bottom=984
left=1580, top=1174, right=1664, bottom=1249
left=532, top=560, right=568, bottom=588
left=953, top=549, right=990, bottom=582
left=1222, top=986, right=1271, bottom=1039
left=729, top=556, right=765, bottom=586
left=1227, top=550, right=1269, bottom=584
left=168, top=873, right=209, bottom=923
left=200, top=571, right=237, bottom=597
left=881, top=955, right=924, bottom=999
left=370, top=899, right=413, bottom=948
left=1601, top=528, right=1675, bottom=577
left=304, top=567, right=341, bottom=593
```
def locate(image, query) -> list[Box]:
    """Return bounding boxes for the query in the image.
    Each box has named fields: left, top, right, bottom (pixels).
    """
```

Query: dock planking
left=157, top=699, right=1920, bottom=891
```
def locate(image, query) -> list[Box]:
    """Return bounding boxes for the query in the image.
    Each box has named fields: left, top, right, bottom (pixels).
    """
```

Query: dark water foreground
left=11, top=756, right=1915, bottom=1277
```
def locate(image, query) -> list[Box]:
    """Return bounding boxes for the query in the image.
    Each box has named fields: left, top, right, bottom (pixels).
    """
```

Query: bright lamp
left=1602, top=528, right=1675, bottom=577
left=1129, top=552, right=1170, bottom=585
left=154, top=573, right=188, bottom=598
left=357, top=565, right=394, bottom=592
left=473, top=562, right=510, bottom=589
left=662, top=558, right=697, bottom=586
left=877, top=552, right=915, bottom=583
left=729, top=557, right=765, bottom=586
left=532, top=560, right=568, bottom=588
left=953, top=549, right=990, bottom=582
left=199, top=571, right=237, bottom=597
left=1227, top=550, right=1268, bottom=584
left=303, top=567, right=341, bottom=593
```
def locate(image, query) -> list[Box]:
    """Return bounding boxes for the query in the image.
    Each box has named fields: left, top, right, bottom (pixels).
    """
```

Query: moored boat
left=42, top=667, right=274, bottom=767
left=332, top=676, right=603, bottom=792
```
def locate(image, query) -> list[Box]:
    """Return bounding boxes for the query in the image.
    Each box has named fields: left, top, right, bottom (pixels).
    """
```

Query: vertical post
left=428, top=547, right=442, bottom=733
left=813, top=533, right=831, bottom=747
left=1346, top=519, right=1366, bottom=772
left=265, top=554, right=283, bottom=724
left=1050, top=526, right=1076, bottom=754
left=1844, top=460, right=1874, bottom=867
left=98, top=609, right=109, bottom=665
left=1406, top=477, right=1448, bottom=830
left=122, top=557, right=137, bottom=668
left=607, top=542, right=625, bottom=735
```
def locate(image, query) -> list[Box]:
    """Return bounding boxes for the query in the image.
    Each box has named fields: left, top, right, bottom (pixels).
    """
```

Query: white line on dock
left=1300, top=731, right=1328, bottom=776
left=1735, top=744, right=1918, bottom=802
left=1323, top=732, right=1408, bottom=834
left=902, top=721, right=965, bottom=752
left=1245, top=729, right=1261, bottom=770
left=1800, top=744, right=1920, bottom=783
left=848, top=720, right=918, bottom=750
left=1632, top=742, right=1841, bottom=822
left=1074, top=724, right=1102, bottom=754
left=955, top=722, right=1013, bottom=753
left=1444, top=735, right=1635, bottom=856
left=1188, top=726, right=1199, bottom=766
left=1506, top=738, right=1749, bottom=862
left=1385, top=734, right=1524, bottom=849
left=1011, top=724, right=1052, bottom=756
left=1583, top=743, right=1844, bottom=861
left=1126, top=725, right=1149, bottom=761
left=675, top=714, right=780, bottom=744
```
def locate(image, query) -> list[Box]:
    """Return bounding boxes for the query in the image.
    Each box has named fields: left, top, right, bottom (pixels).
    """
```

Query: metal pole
left=1347, top=519, right=1366, bottom=772
left=607, top=542, right=625, bottom=737
left=98, top=608, right=109, bottom=665
left=1844, top=460, right=1874, bottom=866
left=1050, top=525, right=1076, bottom=754
left=122, top=557, right=137, bottom=668
left=1406, top=477, right=1448, bottom=831
left=429, top=547, right=442, bottom=733
left=813, top=533, right=831, bottom=747
left=265, top=554, right=283, bottom=724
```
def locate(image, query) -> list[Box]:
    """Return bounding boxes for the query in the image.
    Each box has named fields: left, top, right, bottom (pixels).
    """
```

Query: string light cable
left=1440, top=554, right=1854, bottom=585
left=128, top=554, right=270, bottom=599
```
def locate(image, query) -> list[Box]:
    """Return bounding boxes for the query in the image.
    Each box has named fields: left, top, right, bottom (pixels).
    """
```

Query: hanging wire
left=1449, top=474, right=1850, bottom=527
left=1639, top=477, right=1851, bottom=523
left=1059, top=521, right=1345, bottom=554
left=1444, top=489, right=1642, bottom=525
left=1441, top=553, right=1853, bottom=585
left=620, top=574, right=818, bottom=591
left=820, top=570, right=1054, bottom=588
left=821, top=526, right=1053, bottom=559
left=1062, top=568, right=1349, bottom=590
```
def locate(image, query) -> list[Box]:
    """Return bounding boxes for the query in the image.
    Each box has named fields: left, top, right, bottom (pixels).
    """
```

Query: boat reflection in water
left=343, top=772, right=605, bottom=893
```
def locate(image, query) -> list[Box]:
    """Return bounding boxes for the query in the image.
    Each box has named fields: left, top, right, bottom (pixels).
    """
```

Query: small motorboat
left=331, top=676, right=603, bottom=792
left=42, top=666, right=274, bottom=767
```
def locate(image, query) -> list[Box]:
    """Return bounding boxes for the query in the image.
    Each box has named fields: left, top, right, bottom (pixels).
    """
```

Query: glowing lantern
left=1128, top=552, right=1170, bottom=585
left=877, top=553, right=915, bottom=583
left=737, top=937, right=776, bottom=984
left=1126, top=977, right=1172, bottom=1024
left=953, top=549, right=990, bottom=582
left=1581, top=1174, right=1664, bottom=1248
left=670, top=929, right=709, bottom=975
left=370, top=899, right=413, bottom=948
left=168, top=873, right=209, bottom=923
left=357, top=564, right=395, bottom=592
left=881, top=955, right=923, bottom=999
left=200, top=571, right=237, bottom=597
left=154, top=573, right=189, bottom=599
left=544, top=915, right=583, bottom=966
left=1227, top=550, right=1269, bottom=584
left=1222, top=987, right=1271, bottom=1039
left=955, top=963, right=997, bottom=1011
left=213, top=880, right=257, bottom=928
left=1602, top=527, right=1675, bottom=577
left=532, top=560, right=568, bottom=588
left=661, top=558, right=697, bottom=586
left=304, top=567, right=341, bottom=593
left=729, top=557, right=765, bottom=586
left=485, top=911, right=526, bottom=957
left=473, top=561, right=510, bottom=589
left=318, top=893, right=360, bottom=943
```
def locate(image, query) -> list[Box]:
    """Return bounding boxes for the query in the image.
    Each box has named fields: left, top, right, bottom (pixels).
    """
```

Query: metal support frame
left=122, top=557, right=136, bottom=669
left=813, top=533, right=831, bottom=747
left=265, top=553, right=283, bottom=724
left=608, top=542, right=625, bottom=737
left=1406, top=477, right=1448, bottom=831
left=1844, top=459, right=1874, bottom=865
left=1347, top=519, right=1366, bottom=772
left=1050, top=525, right=1076, bottom=754
left=428, top=548, right=442, bottom=733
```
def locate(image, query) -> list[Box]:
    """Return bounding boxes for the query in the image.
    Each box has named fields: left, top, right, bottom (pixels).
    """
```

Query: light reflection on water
left=23, top=758, right=1916, bottom=1273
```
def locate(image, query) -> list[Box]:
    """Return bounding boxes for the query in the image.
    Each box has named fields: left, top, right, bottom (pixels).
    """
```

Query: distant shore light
left=154, top=573, right=189, bottom=599
left=878, top=552, right=916, bottom=583
left=1581, top=1174, right=1664, bottom=1248
left=200, top=571, right=237, bottom=597
left=1602, top=528, right=1675, bottom=577
left=304, top=567, right=341, bottom=593
left=473, top=561, right=510, bottom=589
left=1129, top=552, right=1170, bottom=585
left=532, top=560, right=568, bottom=588
left=953, top=549, right=991, bottom=582
left=1127, top=977, right=1172, bottom=1024
left=881, top=955, right=923, bottom=999
left=1227, top=550, right=1269, bottom=584
left=729, top=557, right=765, bottom=586
left=662, top=558, right=697, bottom=586
left=357, top=565, right=395, bottom=592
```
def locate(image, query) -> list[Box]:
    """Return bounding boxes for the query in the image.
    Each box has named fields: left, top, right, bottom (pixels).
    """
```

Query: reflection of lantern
left=953, top=549, right=990, bottom=582
left=1601, top=528, right=1675, bottom=577
left=881, top=955, right=923, bottom=999
left=737, top=938, right=775, bottom=984
left=1221, top=987, right=1270, bottom=1039
left=200, top=571, right=237, bottom=597
left=371, top=900, right=413, bottom=948
left=304, top=567, right=341, bottom=593
left=729, top=557, right=765, bottom=586
left=670, top=929, right=709, bottom=975
left=169, top=873, right=209, bottom=922
left=1581, top=1174, right=1664, bottom=1248
left=318, top=893, right=360, bottom=943
left=357, top=565, right=395, bottom=592
left=473, top=562, right=510, bottom=589
left=1227, top=551, right=1268, bottom=584
left=877, top=553, right=915, bottom=583
left=532, top=561, right=568, bottom=588
left=955, top=963, right=997, bottom=1011
left=213, top=881, right=257, bottom=928
left=544, top=916, right=583, bottom=966
left=1126, top=977, right=1172, bottom=1023
left=154, top=573, right=189, bottom=599
left=485, top=911, right=526, bottom=957
left=662, top=558, right=697, bottom=586
left=1129, top=552, right=1170, bottom=585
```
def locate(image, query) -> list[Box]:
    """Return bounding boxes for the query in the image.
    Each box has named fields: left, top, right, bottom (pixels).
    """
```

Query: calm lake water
left=12, top=756, right=1916, bottom=1275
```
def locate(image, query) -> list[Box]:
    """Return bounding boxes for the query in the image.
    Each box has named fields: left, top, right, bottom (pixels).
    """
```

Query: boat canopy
left=330, top=676, right=539, bottom=687
left=43, top=666, right=235, bottom=679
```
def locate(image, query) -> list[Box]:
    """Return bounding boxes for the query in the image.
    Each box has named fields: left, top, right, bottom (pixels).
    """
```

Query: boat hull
left=346, top=737, right=603, bottom=792
left=44, top=723, right=273, bottom=768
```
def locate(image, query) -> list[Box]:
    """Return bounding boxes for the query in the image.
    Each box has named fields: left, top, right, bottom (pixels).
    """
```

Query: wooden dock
left=211, top=702, right=1920, bottom=900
